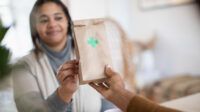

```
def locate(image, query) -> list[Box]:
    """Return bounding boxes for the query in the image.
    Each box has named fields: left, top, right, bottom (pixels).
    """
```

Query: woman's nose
left=47, top=19, right=56, bottom=28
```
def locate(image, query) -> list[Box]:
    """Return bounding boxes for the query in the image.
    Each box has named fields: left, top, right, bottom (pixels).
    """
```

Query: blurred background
left=1, top=0, right=200, bottom=103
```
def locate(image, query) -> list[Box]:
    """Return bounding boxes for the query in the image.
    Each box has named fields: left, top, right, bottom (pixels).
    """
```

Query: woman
left=13, top=0, right=115, bottom=112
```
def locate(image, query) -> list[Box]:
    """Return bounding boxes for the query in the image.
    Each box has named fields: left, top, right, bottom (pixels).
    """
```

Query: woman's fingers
left=61, top=63, right=78, bottom=71
left=105, top=65, right=117, bottom=78
left=63, top=60, right=78, bottom=65
left=56, top=60, right=79, bottom=85
left=64, top=74, right=77, bottom=83
left=59, top=60, right=79, bottom=74
left=89, top=82, right=108, bottom=92
left=60, top=70, right=77, bottom=81
left=57, top=72, right=78, bottom=84
left=62, top=60, right=79, bottom=68
left=89, top=83, right=105, bottom=93
left=57, top=59, right=79, bottom=77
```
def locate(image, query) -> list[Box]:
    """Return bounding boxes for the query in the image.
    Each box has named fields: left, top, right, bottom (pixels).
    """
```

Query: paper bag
left=73, top=18, right=112, bottom=84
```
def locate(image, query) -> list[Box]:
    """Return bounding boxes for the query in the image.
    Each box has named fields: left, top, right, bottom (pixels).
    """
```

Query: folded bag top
left=73, top=18, right=112, bottom=84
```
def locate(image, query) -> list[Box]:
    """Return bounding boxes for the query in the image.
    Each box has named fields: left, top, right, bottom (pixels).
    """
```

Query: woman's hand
left=89, top=65, right=125, bottom=100
left=89, top=65, right=134, bottom=111
left=56, top=60, right=79, bottom=103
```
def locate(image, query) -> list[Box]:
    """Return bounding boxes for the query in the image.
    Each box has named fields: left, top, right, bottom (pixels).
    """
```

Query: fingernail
left=107, top=64, right=111, bottom=68
left=106, top=65, right=112, bottom=73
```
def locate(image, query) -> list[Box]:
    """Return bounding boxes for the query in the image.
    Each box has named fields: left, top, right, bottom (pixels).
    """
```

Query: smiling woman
left=36, top=2, right=68, bottom=51
left=30, top=0, right=73, bottom=55
left=12, top=0, right=116, bottom=112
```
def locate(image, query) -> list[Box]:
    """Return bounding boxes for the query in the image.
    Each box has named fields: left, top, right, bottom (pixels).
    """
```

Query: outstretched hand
left=89, top=65, right=125, bottom=101
left=89, top=65, right=134, bottom=112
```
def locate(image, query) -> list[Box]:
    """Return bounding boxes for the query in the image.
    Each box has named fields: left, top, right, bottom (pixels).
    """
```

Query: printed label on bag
left=88, top=37, right=98, bottom=48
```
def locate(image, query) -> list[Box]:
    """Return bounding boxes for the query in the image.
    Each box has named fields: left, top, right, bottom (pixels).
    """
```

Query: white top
left=13, top=50, right=101, bottom=112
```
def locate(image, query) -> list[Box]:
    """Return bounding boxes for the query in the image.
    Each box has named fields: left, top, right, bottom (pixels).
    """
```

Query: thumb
left=105, top=65, right=115, bottom=77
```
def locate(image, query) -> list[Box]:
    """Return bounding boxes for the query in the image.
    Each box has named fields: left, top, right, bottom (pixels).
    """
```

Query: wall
left=1, top=0, right=35, bottom=59
left=128, top=0, right=200, bottom=76
left=69, top=0, right=108, bottom=20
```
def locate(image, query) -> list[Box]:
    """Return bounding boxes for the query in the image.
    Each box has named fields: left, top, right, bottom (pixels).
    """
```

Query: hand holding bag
left=73, top=18, right=112, bottom=84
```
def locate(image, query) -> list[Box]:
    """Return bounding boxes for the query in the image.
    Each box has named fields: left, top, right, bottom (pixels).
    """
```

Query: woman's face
left=36, top=2, right=68, bottom=48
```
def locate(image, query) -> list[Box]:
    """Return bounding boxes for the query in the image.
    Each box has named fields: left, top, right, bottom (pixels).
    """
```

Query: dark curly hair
left=29, top=0, right=73, bottom=56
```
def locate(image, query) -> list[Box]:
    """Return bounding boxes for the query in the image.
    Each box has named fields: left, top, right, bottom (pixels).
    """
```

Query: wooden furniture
left=104, top=18, right=135, bottom=91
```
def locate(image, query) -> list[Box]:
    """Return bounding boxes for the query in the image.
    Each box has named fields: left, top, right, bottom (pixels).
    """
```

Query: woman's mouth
left=47, top=30, right=60, bottom=36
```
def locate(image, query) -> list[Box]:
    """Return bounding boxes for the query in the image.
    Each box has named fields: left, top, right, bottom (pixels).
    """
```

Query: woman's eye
left=55, top=17, right=62, bottom=21
left=40, top=19, right=48, bottom=23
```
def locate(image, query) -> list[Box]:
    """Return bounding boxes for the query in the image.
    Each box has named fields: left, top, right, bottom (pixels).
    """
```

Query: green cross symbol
left=87, top=37, right=98, bottom=48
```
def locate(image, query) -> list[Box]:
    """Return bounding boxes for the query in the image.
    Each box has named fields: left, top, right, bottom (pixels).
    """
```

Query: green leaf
left=0, top=46, right=11, bottom=79
left=0, top=20, right=12, bottom=79
left=0, top=26, right=9, bottom=43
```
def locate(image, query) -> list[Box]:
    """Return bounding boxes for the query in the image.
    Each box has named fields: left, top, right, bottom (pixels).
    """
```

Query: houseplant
left=0, top=19, right=11, bottom=79
left=0, top=19, right=18, bottom=112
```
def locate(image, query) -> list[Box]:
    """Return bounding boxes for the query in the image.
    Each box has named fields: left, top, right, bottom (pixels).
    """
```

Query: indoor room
left=0, top=0, right=200, bottom=112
